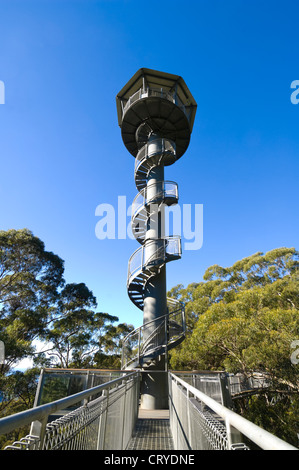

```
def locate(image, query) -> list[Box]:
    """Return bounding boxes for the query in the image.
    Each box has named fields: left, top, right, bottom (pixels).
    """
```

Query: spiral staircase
left=116, top=69, right=197, bottom=371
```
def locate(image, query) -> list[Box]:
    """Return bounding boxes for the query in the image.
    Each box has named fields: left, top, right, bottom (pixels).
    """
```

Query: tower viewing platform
left=116, top=68, right=196, bottom=410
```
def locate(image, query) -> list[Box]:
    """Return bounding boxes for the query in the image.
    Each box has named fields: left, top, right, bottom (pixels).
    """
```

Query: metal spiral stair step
left=131, top=190, right=179, bottom=244
left=127, top=238, right=181, bottom=310
left=135, top=142, right=177, bottom=192
left=121, top=299, right=186, bottom=369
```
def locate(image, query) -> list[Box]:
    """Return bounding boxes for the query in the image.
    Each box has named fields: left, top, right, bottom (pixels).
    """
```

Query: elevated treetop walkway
left=0, top=368, right=297, bottom=451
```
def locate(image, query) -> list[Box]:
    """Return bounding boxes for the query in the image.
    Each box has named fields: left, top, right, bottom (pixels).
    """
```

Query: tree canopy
left=168, top=247, right=299, bottom=445
left=0, top=229, right=64, bottom=372
left=0, top=229, right=134, bottom=373
left=169, top=248, right=298, bottom=377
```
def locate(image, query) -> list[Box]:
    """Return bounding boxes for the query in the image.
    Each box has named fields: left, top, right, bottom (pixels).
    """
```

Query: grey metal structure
left=1, top=371, right=297, bottom=450
left=116, top=68, right=196, bottom=409
left=168, top=373, right=297, bottom=451
left=1, top=371, right=140, bottom=450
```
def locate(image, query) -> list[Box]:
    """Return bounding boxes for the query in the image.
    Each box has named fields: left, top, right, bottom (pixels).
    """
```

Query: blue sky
left=0, top=0, right=298, bottom=330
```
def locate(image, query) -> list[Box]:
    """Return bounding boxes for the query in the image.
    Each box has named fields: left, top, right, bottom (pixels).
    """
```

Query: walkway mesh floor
left=127, top=414, right=174, bottom=450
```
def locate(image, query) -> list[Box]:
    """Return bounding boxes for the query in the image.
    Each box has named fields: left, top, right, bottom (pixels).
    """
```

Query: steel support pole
left=141, top=138, right=168, bottom=409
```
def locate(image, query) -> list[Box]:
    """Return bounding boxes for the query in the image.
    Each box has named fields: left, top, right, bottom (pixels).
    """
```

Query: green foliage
left=0, top=368, right=40, bottom=449
left=234, top=393, right=299, bottom=448
left=0, top=368, right=39, bottom=413
left=0, top=229, right=135, bottom=372
left=168, top=247, right=299, bottom=445
left=0, top=228, right=136, bottom=447
left=169, top=247, right=299, bottom=375
left=0, top=229, right=64, bottom=372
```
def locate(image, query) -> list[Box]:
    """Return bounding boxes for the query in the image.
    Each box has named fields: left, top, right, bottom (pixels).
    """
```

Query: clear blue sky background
left=0, top=0, right=298, bottom=330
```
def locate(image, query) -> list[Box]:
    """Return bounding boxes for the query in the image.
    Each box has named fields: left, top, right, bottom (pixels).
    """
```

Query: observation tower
left=116, top=68, right=197, bottom=409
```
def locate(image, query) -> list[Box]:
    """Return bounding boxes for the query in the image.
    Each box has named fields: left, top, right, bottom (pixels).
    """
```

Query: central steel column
left=141, top=136, right=168, bottom=409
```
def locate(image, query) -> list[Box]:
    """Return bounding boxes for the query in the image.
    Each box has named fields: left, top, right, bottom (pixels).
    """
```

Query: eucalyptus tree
left=168, top=247, right=299, bottom=445
left=0, top=229, right=64, bottom=373
left=169, top=247, right=299, bottom=386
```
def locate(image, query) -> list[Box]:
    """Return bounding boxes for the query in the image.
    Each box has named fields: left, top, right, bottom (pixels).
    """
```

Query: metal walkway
left=1, top=371, right=297, bottom=450
left=127, top=409, right=174, bottom=450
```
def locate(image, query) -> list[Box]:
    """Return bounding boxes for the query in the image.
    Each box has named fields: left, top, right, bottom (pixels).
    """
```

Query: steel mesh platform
left=127, top=409, right=174, bottom=450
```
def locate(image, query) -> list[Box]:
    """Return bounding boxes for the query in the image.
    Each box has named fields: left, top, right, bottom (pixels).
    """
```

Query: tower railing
left=121, top=300, right=185, bottom=370
left=135, top=138, right=177, bottom=170
left=127, top=236, right=182, bottom=289
left=122, top=87, right=193, bottom=121
left=132, top=180, right=178, bottom=220
left=134, top=138, right=177, bottom=191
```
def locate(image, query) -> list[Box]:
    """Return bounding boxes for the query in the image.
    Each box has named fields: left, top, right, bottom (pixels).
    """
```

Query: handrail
left=0, top=371, right=138, bottom=438
left=169, top=373, right=298, bottom=451
left=121, top=303, right=184, bottom=350
left=132, top=180, right=178, bottom=219
left=127, top=236, right=181, bottom=286
left=123, top=88, right=175, bottom=115
left=122, top=300, right=185, bottom=369
left=122, top=87, right=193, bottom=122
left=135, top=137, right=176, bottom=163
left=135, top=137, right=176, bottom=179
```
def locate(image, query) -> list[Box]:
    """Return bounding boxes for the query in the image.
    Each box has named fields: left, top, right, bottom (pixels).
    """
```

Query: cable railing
left=0, top=371, right=140, bottom=450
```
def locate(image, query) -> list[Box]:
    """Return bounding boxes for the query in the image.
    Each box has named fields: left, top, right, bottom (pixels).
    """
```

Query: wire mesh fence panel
left=3, top=373, right=140, bottom=451
left=169, top=374, right=229, bottom=450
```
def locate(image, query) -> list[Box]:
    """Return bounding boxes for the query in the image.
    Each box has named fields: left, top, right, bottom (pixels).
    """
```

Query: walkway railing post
left=30, top=416, right=48, bottom=450
left=96, top=388, right=109, bottom=450
left=138, top=328, right=141, bottom=365
left=164, top=315, right=168, bottom=371
left=121, top=379, right=127, bottom=450
left=186, top=388, right=192, bottom=449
